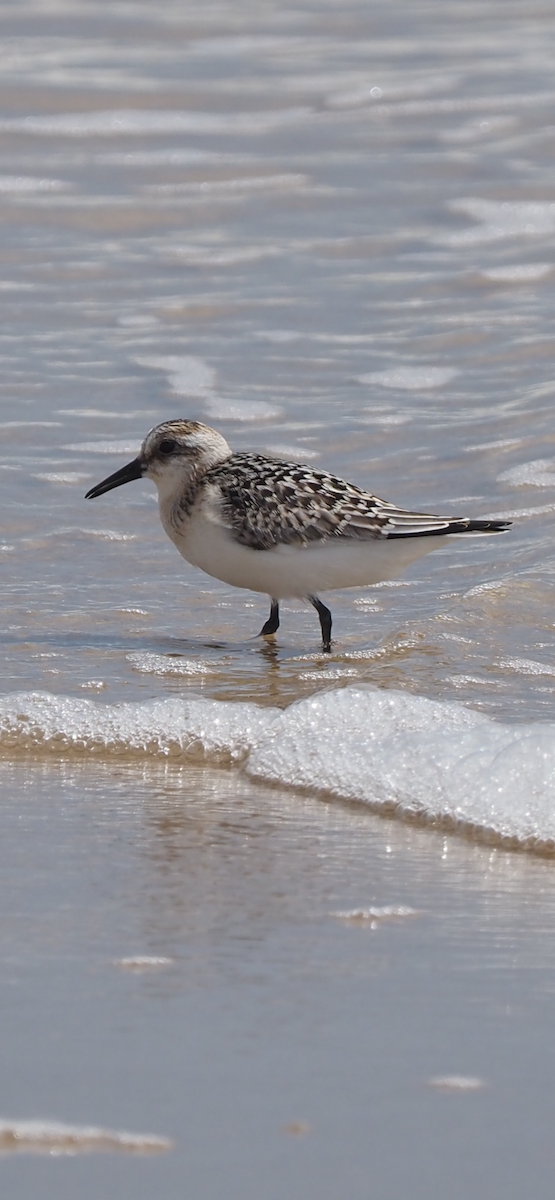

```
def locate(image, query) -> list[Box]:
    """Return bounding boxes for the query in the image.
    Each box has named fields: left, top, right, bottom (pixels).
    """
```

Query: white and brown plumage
left=86, top=419, right=511, bottom=651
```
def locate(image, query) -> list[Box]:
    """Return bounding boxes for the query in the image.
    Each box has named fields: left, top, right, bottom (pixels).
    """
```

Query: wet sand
left=1, top=758, right=555, bottom=1199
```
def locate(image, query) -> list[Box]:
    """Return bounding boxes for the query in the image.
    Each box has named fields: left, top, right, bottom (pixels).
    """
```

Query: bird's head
left=85, top=419, right=232, bottom=503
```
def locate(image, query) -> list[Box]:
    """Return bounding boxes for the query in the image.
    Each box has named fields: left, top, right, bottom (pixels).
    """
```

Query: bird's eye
left=159, top=438, right=178, bottom=455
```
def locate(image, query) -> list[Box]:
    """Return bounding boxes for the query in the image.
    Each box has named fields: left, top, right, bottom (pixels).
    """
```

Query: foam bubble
left=127, top=652, right=211, bottom=677
left=331, top=906, right=418, bottom=924
left=327, top=84, right=384, bottom=108
left=443, top=115, right=518, bottom=143
left=299, top=669, right=359, bottom=681
left=327, top=75, right=458, bottom=110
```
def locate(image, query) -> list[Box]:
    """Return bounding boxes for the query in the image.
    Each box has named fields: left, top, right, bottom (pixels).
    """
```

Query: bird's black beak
left=85, top=457, right=144, bottom=499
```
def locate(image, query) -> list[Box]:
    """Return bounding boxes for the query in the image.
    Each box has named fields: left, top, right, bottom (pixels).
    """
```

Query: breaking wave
left=2, top=687, right=555, bottom=851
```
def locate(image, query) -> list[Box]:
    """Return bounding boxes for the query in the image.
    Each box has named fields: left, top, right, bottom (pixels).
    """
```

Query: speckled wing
left=207, top=453, right=485, bottom=550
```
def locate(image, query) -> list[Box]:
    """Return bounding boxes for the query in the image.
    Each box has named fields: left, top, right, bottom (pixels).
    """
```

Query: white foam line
left=34, top=472, right=91, bottom=484
left=34, top=528, right=137, bottom=542
left=0, top=1118, right=172, bottom=1155
left=262, top=444, right=319, bottom=460
left=2, top=687, right=555, bottom=850
left=0, top=692, right=276, bottom=765
left=204, top=397, right=283, bottom=421
left=332, top=906, right=418, bottom=922
left=64, top=440, right=141, bottom=454
left=144, top=174, right=308, bottom=195
left=358, top=366, right=457, bottom=390
left=0, top=421, right=62, bottom=428
left=246, top=688, right=555, bottom=849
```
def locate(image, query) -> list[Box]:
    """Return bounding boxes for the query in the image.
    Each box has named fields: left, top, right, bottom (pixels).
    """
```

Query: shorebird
left=85, top=419, right=511, bottom=651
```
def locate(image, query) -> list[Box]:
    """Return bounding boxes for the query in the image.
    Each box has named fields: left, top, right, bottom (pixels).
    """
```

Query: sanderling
left=85, top=419, right=511, bottom=651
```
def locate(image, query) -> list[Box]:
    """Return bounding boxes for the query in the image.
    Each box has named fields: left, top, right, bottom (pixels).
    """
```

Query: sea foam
left=1, top=687, right=555, bottom=850
left=0, top=692, right=275, bottom=764
left=247, top=688, right=555, bottom=849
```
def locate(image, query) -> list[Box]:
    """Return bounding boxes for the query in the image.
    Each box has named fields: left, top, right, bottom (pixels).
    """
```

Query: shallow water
left=2, top=0, right=555, bottom=1194
left=3, top=758, right=555, bottom=1200
left=1, top=0, right=554, bottom=715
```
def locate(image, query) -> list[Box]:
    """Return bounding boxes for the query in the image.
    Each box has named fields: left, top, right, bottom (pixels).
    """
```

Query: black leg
left=308, top=595, right=332, bottom=652
left=259, top=598, right=280, bottom=637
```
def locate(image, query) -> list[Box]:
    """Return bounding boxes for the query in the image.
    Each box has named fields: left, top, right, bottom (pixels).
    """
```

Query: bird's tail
left=443, top=517, right=512, bottom=537
left=385, top=516, right=512, bottom=539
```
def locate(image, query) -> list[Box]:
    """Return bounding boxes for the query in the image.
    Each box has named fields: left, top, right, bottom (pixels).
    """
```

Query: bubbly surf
left=2, top=687, right=555, bottom=851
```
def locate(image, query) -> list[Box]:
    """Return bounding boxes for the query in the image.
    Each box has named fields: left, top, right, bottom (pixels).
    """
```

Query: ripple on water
left=357, top=366, right=458, bottom=390
left=0, top=108, right=311, bottom=136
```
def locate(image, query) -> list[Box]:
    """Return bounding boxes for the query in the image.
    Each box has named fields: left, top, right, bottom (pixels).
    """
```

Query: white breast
left=159, top=497, right=445, bottom=597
